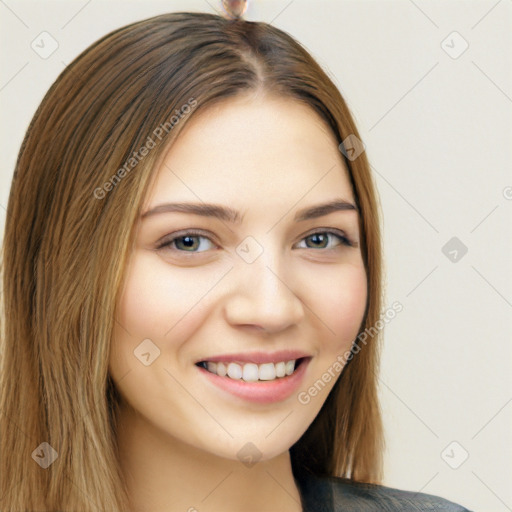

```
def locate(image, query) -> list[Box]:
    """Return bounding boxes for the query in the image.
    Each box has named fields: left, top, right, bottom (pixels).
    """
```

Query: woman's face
left=109, top=93, right=367, bottom=462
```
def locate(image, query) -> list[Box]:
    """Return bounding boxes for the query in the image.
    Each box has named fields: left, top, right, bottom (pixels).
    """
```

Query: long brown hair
left=0, top=12, right=384, bottom=511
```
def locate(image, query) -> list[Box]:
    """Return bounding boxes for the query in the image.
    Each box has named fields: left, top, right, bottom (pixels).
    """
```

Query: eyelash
left=156, top=228, right=355, bottom=255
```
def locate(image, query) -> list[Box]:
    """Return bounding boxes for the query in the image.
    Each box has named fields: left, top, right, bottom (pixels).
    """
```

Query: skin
left=109, top=91, right=368, bottom=512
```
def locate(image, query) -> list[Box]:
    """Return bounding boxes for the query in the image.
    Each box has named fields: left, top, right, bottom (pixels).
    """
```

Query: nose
left=223, top=252, right=305, bottom=334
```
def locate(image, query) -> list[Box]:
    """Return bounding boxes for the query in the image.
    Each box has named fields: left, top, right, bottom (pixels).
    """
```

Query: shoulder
left=296, top=472, right=473, bottom=512
left=326, top=476, right=473, bottom=512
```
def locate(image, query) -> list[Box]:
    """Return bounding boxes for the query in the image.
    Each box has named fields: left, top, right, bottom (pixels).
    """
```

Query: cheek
left=112, top=251, right=367, bottom=371
left=306, top=263, right=367, bottom=350
left=116, top=253, right=209, bottom=335
left=111, top=253, right=224, bottom=368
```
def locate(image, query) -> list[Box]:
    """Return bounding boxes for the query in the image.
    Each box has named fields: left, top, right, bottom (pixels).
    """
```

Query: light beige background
left=1, top=1, right=511, bottom=511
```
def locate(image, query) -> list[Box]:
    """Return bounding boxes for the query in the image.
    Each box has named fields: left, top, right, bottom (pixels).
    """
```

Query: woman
left=0, top=11, right=473, bottom=512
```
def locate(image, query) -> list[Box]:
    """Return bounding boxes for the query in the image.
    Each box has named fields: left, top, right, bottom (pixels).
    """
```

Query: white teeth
left=275, top=361, right=286, bottom=378
left=258, top=363, right=276, bottom=381
left=227, top=362, right=243, bottom=379
left=202, top=359, right=300, bottom=381
left=217, top=362, right=227, bottom=377
left=242, top=363, right=259, bottom=382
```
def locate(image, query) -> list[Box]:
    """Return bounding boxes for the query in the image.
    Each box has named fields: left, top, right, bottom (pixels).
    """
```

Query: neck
left=116, top=402, right=304, bottom=512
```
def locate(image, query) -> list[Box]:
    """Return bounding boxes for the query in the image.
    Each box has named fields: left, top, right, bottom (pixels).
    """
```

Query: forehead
left=145, top=94, right=355, bottom=213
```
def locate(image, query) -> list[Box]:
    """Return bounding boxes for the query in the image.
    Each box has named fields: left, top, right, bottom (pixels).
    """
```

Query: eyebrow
left=140, top=198, right=357, bottom=223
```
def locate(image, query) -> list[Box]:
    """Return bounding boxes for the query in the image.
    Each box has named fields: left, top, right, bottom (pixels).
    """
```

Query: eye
left=156, top=230, right=217, bottom=253
left=295, top=229, right=355, bottom=250
left=155, top=228, right=355, bottom=255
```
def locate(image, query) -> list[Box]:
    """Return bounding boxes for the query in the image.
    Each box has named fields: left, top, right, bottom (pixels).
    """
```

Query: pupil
left=309, top=233, right=327, bottom=248
left=179, top=236, right=198, bottom=250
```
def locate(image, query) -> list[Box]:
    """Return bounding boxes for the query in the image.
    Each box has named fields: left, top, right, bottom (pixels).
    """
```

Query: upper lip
left=196, top=350, right=312, bottom=365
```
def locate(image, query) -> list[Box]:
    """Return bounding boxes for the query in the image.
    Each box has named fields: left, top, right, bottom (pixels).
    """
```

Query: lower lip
left=197, top=358, right=311, bottom=404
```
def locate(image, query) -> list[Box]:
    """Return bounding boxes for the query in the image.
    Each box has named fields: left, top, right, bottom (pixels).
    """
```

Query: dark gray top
left=295, top=471, right=473, bottom=512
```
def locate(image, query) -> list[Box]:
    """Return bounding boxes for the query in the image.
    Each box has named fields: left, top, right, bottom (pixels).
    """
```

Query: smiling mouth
left=195, top=357, right=308, bottom=382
